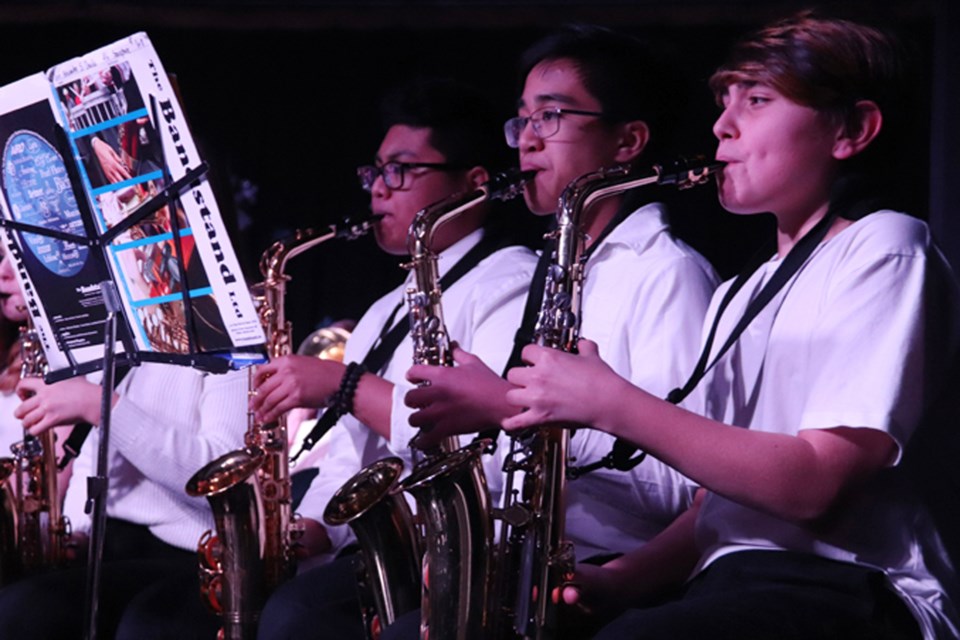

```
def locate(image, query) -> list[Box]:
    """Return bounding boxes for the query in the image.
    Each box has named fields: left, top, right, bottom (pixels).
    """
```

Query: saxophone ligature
left=185, top=213, right=379, bottom=640
left=500, top=156, right=723, bottom=639
left=323, top=168, right=533, bottom=640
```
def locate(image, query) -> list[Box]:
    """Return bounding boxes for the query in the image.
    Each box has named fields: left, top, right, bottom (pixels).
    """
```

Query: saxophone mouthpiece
left=656, top=156, right=726, bottom=189
left=333, top=213, right=384, bottom=241
left=485, top=168, right=536, bottom=201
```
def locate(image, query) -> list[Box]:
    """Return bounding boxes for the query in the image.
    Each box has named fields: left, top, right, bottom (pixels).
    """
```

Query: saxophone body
left=323, top=456, right=422, bottom=640
left=323, top=169, right=532, bottom=640
left=0, top=458, right=17, bottom=584
left=186, top=215, right=379, bottom=640
left=9, top=317, right=68, bottom=579
left=398, top=170, right=532, bottom=640
left=501, top=157, right=724, bottom=639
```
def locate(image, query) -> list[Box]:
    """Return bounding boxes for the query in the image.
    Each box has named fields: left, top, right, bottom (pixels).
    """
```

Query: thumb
left=15, top=377, right=42, bottom=399
left=563, top=583, right=583, bottom=606
left=452, top=346, right=479, bottom=366
left=551, top=582, right=583, bottom=606
left=577, top=338, right=600, bottom=358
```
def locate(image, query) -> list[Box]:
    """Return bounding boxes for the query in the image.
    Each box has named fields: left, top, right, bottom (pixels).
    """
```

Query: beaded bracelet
left=333, top=361, right=367, bottom=416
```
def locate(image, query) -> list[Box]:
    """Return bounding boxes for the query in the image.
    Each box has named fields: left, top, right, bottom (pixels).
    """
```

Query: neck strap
left=574, top=207, right=840, bottom=476
left=294, top=230, right=509, bottom=459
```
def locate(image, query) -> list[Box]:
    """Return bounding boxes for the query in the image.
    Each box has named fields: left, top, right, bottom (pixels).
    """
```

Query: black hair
left=517, top=24, right=683, bottom=159
left=380, top=77, right=542, bottom=247
left=380, top=77, right=510, bottom=172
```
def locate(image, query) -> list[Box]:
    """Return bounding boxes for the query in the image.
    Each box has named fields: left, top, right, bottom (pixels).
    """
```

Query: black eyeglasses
left=503, top=106, right=606, bottom=148
left=357, top=161, right=467, bottom=192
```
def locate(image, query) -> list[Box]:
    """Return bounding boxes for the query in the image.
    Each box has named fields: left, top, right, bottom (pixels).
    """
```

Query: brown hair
left=710, top=11, right=908, bottom=170
left=0, top=319, right=21, bottom=395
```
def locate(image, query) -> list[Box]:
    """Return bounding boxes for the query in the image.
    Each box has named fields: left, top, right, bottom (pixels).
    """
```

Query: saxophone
left=0, top=457, right=16, bottom=584
left=185, top=214, right=379, bottom=640
left=9, top=316, right=69, bottom=578
left=323, top=168, right=532, bottom=640
left=501, top=157, right=723, bottom=639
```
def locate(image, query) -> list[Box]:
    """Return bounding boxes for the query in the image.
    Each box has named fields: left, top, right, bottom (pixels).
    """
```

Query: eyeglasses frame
left=356, top=161, right=469, bottom=192
left=503, top=106, right=606, bottom=148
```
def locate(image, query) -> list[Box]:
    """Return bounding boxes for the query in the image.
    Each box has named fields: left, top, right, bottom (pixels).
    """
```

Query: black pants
left=0, top=519, right=219, bottom=640
left=593, top=550, right=922, bottom=640
left=257, top=553, right=366, bottom=640
left=378, top=552, right=623, bottom=640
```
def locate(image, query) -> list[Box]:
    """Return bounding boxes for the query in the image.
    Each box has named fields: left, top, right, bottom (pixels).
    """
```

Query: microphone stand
left=83, top=281, right=121, bottom=640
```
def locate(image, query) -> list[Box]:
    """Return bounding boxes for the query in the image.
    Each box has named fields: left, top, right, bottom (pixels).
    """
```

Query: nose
left=712, top=106, right=737, bottom=141
left=517, top=117, right=543, bottom=152
left=0, top=256, right=12, bottom=281
left=370, top=172, right=391, bottom=201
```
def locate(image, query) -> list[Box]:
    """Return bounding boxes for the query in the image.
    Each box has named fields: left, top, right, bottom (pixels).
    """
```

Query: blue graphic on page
left=2, top=130, right=87, bottom=277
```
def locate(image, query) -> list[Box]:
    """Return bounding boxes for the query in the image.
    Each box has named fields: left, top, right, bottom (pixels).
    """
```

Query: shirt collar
left=405, top=227, right=484, bottom=283
left=589, top=201, right=670, bottom=261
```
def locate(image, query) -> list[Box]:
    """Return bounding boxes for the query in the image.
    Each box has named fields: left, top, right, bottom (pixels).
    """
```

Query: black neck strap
left=475, top=200, right=638, bottom=449
left=573, top=207, right=841, bottom=476
left=295, top=230, right=509, bottom=459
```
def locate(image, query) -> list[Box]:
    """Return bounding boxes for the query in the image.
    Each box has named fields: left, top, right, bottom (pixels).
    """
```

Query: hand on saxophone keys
left=404, top=345, right=518, bottom=448
left=14, top=376, right=112, bottom=436
left=502, top=338, right=629, bottom=432
left=250, top=355, right=347, bottom=424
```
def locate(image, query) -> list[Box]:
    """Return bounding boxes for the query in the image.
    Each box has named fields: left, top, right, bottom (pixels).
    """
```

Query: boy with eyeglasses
left=252, top=78, right=537, bottom=640
left=389, top=23, right=718, bottom=639
left=503, top=13, right=960, bottom=640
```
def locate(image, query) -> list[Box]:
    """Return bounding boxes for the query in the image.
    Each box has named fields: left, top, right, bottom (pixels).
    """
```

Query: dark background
left=0, top=0, right=955, bottom=348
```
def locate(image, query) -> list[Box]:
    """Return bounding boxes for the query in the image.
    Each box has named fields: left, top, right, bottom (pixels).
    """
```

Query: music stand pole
left=82, top=281, right=122, bottom=640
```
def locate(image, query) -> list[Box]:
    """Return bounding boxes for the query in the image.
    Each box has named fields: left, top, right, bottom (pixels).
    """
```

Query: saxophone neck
left=405, top=167, right=535, bottom=259
left=405, top=189, right=485, bottom=260
left=254, top=213, right=381, bottom=349
left=555, top=156, right=725, bottom=234
left=403, top=187, right=486, bottom=371
left=259, top=213, right=383, bottom=280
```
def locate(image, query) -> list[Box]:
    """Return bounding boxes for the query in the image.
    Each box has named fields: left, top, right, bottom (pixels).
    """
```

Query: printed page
left=0, top=33, right=265, bottom=379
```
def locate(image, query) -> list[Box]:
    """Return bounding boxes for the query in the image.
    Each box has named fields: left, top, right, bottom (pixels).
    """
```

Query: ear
left=613, top=120, right=650, bottom=164
left=833, top=100, right=883, bottom=160
left=465, top=165, right=490, bottom=189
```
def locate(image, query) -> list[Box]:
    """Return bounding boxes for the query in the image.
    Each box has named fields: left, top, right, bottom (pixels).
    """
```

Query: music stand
left=0, top=131, right=220, bottom=639
left=0, top=38, right=264, bottom=637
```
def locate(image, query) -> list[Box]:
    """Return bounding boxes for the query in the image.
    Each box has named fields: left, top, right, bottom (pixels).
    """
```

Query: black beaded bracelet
left=333, top=361, right=367, bottom=416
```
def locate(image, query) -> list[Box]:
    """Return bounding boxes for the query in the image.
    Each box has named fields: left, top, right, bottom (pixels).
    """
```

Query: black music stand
left=0, top=119, right=239, bottom=640
left=0, top=36, right=265, bottom=638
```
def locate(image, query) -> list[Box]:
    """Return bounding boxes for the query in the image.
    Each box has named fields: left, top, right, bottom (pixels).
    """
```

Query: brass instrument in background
left=500, top=157, right=723, bottom=639
left=323, top=168, right=532, bottom=640
left=186, top=214, right=379, bottom=640
left=297, top=324, right=354, bottom=362
left=7, top=316, right=69, bottom=580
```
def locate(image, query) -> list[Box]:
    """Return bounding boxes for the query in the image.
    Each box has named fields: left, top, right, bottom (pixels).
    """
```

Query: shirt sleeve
left=798, top=248, right=946, bottom=453
left=106, top=366, right=249, bottom=496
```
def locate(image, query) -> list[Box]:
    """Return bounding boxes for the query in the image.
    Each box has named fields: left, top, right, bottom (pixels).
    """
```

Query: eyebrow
left=516, top=92, right=580, bottom=110
left=374, top=149, right=419, bottom=164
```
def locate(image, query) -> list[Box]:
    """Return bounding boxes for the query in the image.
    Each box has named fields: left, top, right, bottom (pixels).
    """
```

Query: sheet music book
left=0, top=32, right=265, bottom=381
